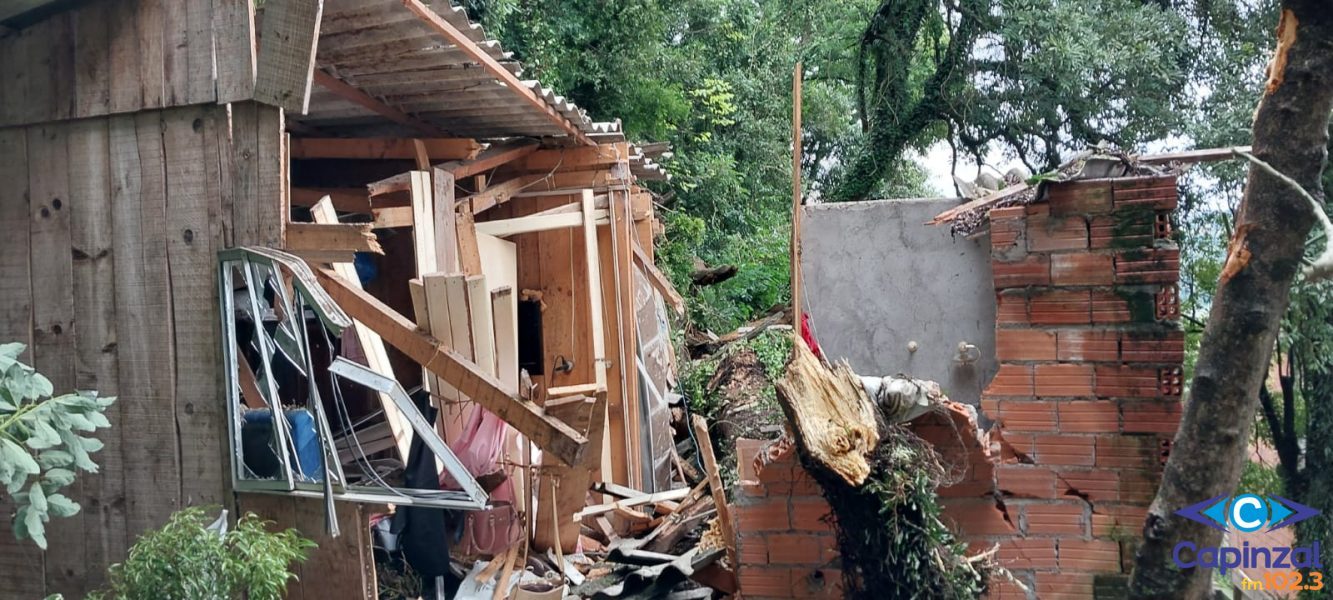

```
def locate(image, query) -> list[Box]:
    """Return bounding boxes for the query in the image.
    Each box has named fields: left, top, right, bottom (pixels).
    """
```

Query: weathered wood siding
left=0, top=0, right=257, bottom=128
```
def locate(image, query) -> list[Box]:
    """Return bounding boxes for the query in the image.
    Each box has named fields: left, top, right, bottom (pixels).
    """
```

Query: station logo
left=1171, top=494, right=1324, bottom=593
left=1176, top=494, right=1320, bottom=532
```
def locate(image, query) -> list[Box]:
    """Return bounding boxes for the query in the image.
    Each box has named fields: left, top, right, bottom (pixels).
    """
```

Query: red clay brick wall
left=977, top=176, right=1184, bottom=599
left=733, top=438, right=843, bottom=600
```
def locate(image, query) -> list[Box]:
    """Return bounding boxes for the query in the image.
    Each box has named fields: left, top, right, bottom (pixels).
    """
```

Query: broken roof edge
left=928, top=145, right=1251, bottom=232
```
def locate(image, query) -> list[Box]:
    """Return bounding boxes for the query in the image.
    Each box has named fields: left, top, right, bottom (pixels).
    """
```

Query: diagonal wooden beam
left=313, top=267, right=589, bottom=466
left=366, top=140, right=540, bottom=197
left=632, top=241, right=685, bottom=316
left=400, top=0, right=594, bottom=146
left=312, top=69, right=446, bottom=137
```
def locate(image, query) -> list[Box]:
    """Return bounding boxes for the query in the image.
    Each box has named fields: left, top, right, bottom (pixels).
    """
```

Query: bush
left=91, top=506, right=316, bottom=600
left=0, top=342, right=115, bottom=549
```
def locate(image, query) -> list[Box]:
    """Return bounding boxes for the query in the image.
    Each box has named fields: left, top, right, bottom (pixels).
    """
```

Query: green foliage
left=829, top=0, right=1192, bottom=201
left=0, top=342, right=115, bottom=550
left=812, top=428, right=988, bottom=598
left=91, top=506, right=315, bottom=600
left=466, top=0, right=928, bottom=332
left=1238, top=460, right=1284, bottom=499
left=677, top=329, right=792, bottom=423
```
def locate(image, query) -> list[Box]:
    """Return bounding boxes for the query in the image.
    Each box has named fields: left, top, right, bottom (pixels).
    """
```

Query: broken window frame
left=219, top=247, right=488, bottom=510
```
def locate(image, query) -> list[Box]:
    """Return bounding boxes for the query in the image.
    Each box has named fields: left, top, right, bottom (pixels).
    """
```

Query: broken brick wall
left=731, top=176, right=1183, bottom=600
left=972, top=175, right=1184, bottom=599
left=732, top=438, right=844, bottom=600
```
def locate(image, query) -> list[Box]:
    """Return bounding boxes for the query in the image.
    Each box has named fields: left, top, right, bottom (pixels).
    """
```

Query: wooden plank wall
left=0, top=101, right=333, bottom=597
left=0, top=0, right=244, bottom=129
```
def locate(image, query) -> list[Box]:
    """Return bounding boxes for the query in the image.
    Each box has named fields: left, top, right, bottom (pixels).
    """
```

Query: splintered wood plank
left=73, top=1, right=112, bottom=117
left=285, top=223, right=383, bottom=255
left=113, top=112, right=183, bottom=540
left=314, top=267, right=589, bottom=466
left=691, top=414, right=738, bottom=586
left=214, top=0, right=257, bottom=103
left=28, top=124, right=84, bottom=596
left=137, top=0, right=165, bottom=109
left=455, top=202, right=483, bottom=275
left=410, top=171, right=437, bottom=275
left=254, top=0, right=324, bottom=113
left=66, top=118, right=126, bottom=592
left=107, top=0, right=143, bottom=113
left=433, top=168, right=458, bottom=272
left=467, top=275, right=496, bottom=376
left=311, top=199, right=411, bottom=460
left=164, top=106, right=227, bottom=509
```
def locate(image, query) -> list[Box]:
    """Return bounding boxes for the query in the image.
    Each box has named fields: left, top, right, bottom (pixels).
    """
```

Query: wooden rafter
left=400, top=0, right=594, bottom=146
left=313, top=267, right=589, bottom=466
left=511, top=143, right=628, bottom=173
left=311, top=69, right=445, bottom=137
left=291, top=137, right=482, bottom=161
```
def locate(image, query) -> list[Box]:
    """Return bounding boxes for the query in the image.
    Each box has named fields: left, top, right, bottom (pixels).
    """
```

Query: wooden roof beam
left=312, top=69, right=446, bottom=137
left=291, top=137, right=483, bottom=161
left=400, top=0, right=594, bottom=146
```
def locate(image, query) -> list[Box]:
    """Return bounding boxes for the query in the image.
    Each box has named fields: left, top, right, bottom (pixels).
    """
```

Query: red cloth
left=801, top=313, right=823, bottom=360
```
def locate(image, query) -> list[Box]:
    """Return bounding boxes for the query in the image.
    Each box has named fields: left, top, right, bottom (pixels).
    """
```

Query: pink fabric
left=442, top=407, right=520, bottom=556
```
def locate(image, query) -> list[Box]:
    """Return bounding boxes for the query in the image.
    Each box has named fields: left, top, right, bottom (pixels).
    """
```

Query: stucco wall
left=800, top=198, right=998, bottom=407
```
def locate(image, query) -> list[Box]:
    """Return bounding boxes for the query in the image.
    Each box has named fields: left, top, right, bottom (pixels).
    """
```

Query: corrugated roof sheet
left=299, top=0, right=608, bottom=141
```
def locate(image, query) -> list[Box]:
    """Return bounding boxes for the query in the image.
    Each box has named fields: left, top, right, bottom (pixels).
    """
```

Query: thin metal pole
left=791, top=61, right=804, bottom=343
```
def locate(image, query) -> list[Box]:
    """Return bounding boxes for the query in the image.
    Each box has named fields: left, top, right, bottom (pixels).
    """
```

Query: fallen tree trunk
left=773, top=340, right=989, bottom=598
left=690, top=264, right=738, bottom=287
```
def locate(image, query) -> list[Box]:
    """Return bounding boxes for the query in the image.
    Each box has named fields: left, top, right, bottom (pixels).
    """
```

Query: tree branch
left=1233, top=147, right=1333, bottom=281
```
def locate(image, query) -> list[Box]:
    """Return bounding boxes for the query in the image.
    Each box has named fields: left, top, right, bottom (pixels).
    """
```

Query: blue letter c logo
left=1231, top=494, right=1267, bottom=532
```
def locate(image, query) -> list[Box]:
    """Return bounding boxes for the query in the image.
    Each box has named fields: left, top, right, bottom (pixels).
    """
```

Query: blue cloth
left=242, top=409, right=325, bottom=482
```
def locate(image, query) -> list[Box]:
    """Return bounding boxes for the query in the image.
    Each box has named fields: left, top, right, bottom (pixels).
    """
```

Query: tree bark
left=1129, top=4, right=1333, bottom=598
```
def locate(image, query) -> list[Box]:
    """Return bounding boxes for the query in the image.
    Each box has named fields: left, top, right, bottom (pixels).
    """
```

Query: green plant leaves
left=0, top=347, right=115, bottom=550
left=95, top=506, right=314, bottom=599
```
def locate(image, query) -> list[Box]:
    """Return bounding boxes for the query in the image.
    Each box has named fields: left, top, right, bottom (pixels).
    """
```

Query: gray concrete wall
left=800, top=198, right=997, bottom=407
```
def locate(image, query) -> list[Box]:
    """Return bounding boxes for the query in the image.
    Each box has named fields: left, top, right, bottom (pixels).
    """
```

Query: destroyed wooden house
left=0, top=1, right=715, bottom=597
